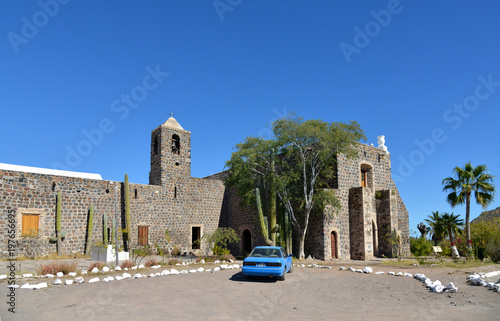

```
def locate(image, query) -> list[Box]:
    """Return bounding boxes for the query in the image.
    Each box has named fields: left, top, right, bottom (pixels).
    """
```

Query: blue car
left=242, top=246, right=293, bottom=281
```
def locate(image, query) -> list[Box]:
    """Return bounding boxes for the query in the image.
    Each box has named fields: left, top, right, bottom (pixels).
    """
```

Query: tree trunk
left=270, top=158, right=277, bottom=246
left=298, top=229, right=306, bottom=260
left=466, top=192, right=471, bottom=248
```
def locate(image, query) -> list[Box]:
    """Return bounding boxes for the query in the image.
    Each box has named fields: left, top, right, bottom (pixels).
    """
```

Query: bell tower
left=149, top=115, right=191, bottom=186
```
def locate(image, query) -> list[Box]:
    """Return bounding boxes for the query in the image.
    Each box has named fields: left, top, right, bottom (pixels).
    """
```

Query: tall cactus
left=284, top=208, right=292, bottom=254
left=124, top=173, right=131, bottom=247
left=86, top=205, right=94, bottom=254
left=111, top=217, right=116, bottom=245
left=256, top=188, right=272, bottom=246
left=103, top=213, right=108, bottom=245
left=49, top=191, right=67, bottom=255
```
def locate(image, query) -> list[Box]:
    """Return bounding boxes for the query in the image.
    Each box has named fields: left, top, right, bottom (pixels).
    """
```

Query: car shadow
left=229, top=271, right=278, bottom=283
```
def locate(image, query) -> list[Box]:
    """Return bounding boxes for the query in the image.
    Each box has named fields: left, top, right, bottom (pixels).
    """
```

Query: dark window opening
left=171, top=134, right=180, bottom=155
left=175, top=162, right=180, bottom=166
left=174, top=186, right=177, bottom=199
left=153, top=135, right=159, bottom=155
left=134, top=189, right=138, bottom=199
left=106, top=189, right=110, bottom=194
left=138, top=226, right=149, bottom=246
left=192, top=227, right=201, bottom=250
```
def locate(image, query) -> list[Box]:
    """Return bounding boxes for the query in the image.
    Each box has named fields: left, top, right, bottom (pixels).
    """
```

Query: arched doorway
left=331, top=231, right=338, bottom=259
left=242, top=229, right=252, bottom=254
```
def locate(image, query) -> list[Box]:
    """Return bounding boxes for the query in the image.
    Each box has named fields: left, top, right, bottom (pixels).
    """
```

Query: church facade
left=0, top=117, right=409, bottom=260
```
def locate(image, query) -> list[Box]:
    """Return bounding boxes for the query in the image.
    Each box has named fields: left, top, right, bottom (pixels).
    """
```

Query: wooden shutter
left=22, top=214, right=39, bottom=237
left=138, top=226, right=148, bottom=246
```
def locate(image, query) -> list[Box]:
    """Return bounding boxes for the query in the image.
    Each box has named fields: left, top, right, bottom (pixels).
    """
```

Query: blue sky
left=1, top=1, right=499, bottom=234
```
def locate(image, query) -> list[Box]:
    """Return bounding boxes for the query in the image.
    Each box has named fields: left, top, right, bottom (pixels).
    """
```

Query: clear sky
left=1, top=1, right=499, bottom=234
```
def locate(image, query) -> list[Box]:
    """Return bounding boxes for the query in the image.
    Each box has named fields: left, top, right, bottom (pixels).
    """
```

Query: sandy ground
left=0, top=262, right=499, bottom=321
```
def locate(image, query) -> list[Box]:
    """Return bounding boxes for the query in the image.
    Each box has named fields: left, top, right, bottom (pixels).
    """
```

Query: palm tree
left=442, top=162, right=496, bottom=248
left=440, top=212, right=464, bottom=243
left=425, top=211, right=445, bottom=245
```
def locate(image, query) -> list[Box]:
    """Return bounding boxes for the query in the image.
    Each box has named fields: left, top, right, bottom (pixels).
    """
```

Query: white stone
left=161, top=270, right=171, bottom=276
left=155, top=272, right=161, bottom=277
left=7, top=285, right=19, bottom=289
left=432, top=284, right=444, bottom=293
left=54, top=279, right=63, bottom=285
left=175, top=263, right=181, bottom=266
left=68, top=272, right=77, bottom=277
left=115, top=266, right=122, bottom=271
left=124, top=268, right=128, bottom=271
left=81, top=270, right=88, bottom=275
left=43, top=274, right=54, bottom=278
left=102, top=266, right=110, bottom=272
left=56, top=272, right=64, bottom=277
left=229, top=259, right=235, bottom=263
left=197, top=268, right=205, bottom=272
left=148, top=273, right=156, bottom=277
left=0, top=274, right=8, bottom=280
left=75, top=277, right=84, bottom=284
left=91, top=267, right=99, bottom=273
left=301, top=264, right=305, bottom=268
left=131, top=266, right=138, bottom=270
left=34, top=282, right=48, bottom=289
left=107, top=276, right=115, bottom=281
left=23, top=273, right=33, bottom=278
left=181, top=262, right=186, bottom=266
left=233, top=264, right=240, bottom=269
left=65, top=280, right=73, bottom=285
left=200, top=259, right=205, bottom=264
left=189, top=270, right=197, bottom=273
left=339, top=267, right=347, bottom=271
left=122, top=273, right=132, bottom=279
left=355, top=269, right=363, bottom=273
left=213, top=267, right=221, bottom=272
left=349, top=267, right=355, bottom=272
left=151, top=265, right=160, bottom=269
left=181, top=270, right=188, bottom=274
left=404, top=273, right=412, bottom=278
left=444, top=282, right=458, bottom=293
left=375, top=271, right=385, bottom=275
left=220, top=264, right=229, bottom=270
left=88, top=277, right=100, bottom=283
left=115, top=276, right=124, bottom=281
left=396, top=272, right=403, bottom=276
left=133, top=273, right=142, bottom=278
left=363, top=267, right=373, bottom=274
left=214, top=260, right=221, bottom=264
left=388, top=271, right=395, bottom=275
left=21, top=283, right=32, bottom=289
left=484, top=270, right=500, bottom=278
left=102, top=277, right=110, bottom=283
left=205, top=269, right=211, bottom=272
left=170, top=269, right=180, bottom=275
left=138, top=264, right=145, bottom=269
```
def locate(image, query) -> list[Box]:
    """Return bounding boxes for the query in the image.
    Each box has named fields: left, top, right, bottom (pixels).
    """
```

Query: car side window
left=280, top=248, right=287, bottom=257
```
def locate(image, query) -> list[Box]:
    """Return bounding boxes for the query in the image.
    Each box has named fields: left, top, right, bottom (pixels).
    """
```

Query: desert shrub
left=87, top=262, right=105, bottom=271
left=203, top=228, right=239, bottom=257
left=212, top=244, right=230, bottom=256
left=220, top=253, right=235, bottom=262
left=145, top=258, right=159, bottom=267
left=133, top=246, right=154, bottom=257
left=410, top=237, right=433, bottom=256
left=120, top=260, right=135, bottom=269
left=167, top=258, right=181, bottom=266
left=37, top=261, right=77, bottom=275
left=171, top=246, right=181, bottom=256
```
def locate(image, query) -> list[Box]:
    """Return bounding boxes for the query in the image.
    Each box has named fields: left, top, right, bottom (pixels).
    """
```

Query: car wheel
left=279, top=272, right=286, bottom=281
left=288, top=264, right=293, bottom=273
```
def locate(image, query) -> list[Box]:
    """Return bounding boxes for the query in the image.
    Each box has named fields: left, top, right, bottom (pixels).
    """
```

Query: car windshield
left=248, top=248, right=283, bottom=258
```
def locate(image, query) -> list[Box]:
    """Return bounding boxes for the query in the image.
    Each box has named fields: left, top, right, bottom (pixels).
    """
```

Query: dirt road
left=1, top=264, right=499, bottom=320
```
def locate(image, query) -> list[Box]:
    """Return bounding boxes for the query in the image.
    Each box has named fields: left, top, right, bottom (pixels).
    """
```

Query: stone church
left=0, top=116, right=409, bottom=260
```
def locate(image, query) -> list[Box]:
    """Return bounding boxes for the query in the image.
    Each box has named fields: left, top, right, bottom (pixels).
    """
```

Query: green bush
left=486, top=234, right=500, bottom=263
left=410, top=237, right=433, bottom=256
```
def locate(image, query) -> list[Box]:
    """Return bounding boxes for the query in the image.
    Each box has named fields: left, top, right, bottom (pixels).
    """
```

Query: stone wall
left=0, top=169, right=224, bottom=257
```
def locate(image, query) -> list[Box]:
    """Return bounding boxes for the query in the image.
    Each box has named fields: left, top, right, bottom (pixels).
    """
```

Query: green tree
left=272, top=114, right=365, bottom=259
left=442, top=162, right=496, bottom=248
left=204, top=228, right=240, bottom=256
left=440, top=212, right=463, bottom=243
left=416, top=222, right=430, bottom=238
left=424, top=211, right=445, bottom=245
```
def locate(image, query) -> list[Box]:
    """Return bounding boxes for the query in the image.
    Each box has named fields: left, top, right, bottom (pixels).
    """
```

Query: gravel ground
left=0, top=262, right=499, bottom=321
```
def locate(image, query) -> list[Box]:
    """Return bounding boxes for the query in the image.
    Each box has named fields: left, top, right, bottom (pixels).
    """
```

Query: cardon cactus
left=86, top=205, right=94, bottom=254
left=49, top=191, right=67, bottom=255
left=103, top=213, right=108, bottom=245
left=111, top=217, right=116, bottom=245
left=255, top=188, right=272, bottom=246
left=124, top=173, right=131, bottom=247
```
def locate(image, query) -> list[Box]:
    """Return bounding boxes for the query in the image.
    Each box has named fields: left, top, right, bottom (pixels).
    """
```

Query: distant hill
left=472, top=206, right=500, bottom=223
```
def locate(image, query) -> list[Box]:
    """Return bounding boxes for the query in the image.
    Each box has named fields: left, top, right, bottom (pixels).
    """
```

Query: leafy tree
left=272, top=114, right=365, bottom=259
left=226, top=113, right=365, bottom=259
left=440, top=212, right=463, bottom=243
left=410, top=237, right=433, bottom=256
left=442, top=162, right=496, bottom=248
left=203, top=228, right=240, bottom=256
left=425, top=211, right=445, bottom=245
left=470, top=217, right=500, bottom=260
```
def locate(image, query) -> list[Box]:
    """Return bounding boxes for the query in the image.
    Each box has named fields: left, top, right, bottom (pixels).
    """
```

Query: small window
left=134, top=189, right=138, bottom=199
left=22, top=214, right=39, bottom=237
left=174, top=186, right=177, bottom=199
left=138, top=226, right=149, bottom=246
left=153, top=135, right=159, bottom=155
left=192, top=226, right=201, bottom=250
left=361, top=169, right=368, bottom=187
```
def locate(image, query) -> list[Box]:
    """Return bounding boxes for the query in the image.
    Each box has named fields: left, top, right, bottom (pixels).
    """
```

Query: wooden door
left=138, top=226, right=148, bottom=246
left=22, top=214, right=39, bottom=236
left=331, top=231, right=337, bottom=259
